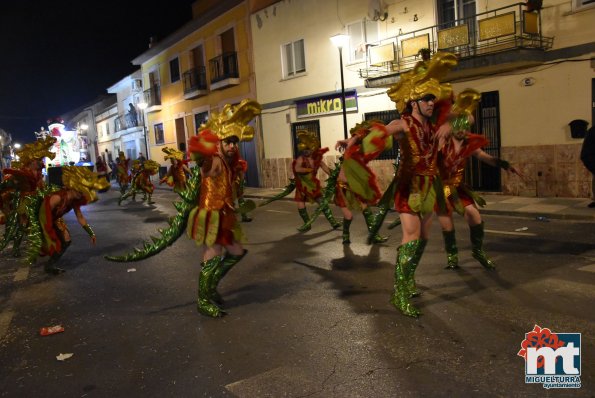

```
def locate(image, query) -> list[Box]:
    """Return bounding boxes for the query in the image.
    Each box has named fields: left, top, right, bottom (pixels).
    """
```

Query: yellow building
left=131, top=0, right=261, bottom=184
left=252, top=0, right=594, bottom=197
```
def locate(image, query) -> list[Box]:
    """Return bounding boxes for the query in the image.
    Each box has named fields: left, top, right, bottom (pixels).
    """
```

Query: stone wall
left=260, top=144, right=592, bottom=198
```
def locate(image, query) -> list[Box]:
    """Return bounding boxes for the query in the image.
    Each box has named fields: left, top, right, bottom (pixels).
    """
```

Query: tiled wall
left=261, top=143, right=592, bottom=199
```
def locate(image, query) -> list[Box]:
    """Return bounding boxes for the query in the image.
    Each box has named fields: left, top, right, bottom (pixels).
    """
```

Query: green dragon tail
left=24, top=185, right=61, bottom=265
left=105, top=167, right=202, bottom=262
left=258, top=179, right=296, bottom=207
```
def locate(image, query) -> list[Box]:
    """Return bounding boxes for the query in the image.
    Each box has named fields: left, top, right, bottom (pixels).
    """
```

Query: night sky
left=0, top=0, right=196, bottom=145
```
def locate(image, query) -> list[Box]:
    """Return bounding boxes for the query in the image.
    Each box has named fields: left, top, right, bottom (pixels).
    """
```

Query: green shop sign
left=296, top=90, right=357, bottom=119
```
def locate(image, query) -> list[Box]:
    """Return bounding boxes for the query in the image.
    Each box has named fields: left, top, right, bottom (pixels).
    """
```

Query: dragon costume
left=106, top=99, right=262, bottom=318
left=160, top=147, right=190, bottom=194
left=116, top=151, right=131, bottom=193
left=25, top=166, right=110, bottom=274
left=119, top=159, right=160, bottom=205
left=0, top=136, right=56, bottom=256
left=291, top=130, right=341, bottom=231
left=384, top=51, right=457, bottom=317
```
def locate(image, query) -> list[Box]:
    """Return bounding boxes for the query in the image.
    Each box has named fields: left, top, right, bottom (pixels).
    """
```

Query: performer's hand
left=335, top=139, right=348, bottom=151
left=90, top=235, right=97, bottom=245
left=435, top=123, right=452, bottom=149
left=509, top=166, right=523, bottom=178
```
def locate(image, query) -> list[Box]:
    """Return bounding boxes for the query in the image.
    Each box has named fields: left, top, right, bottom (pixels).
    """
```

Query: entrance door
left=465, top=91, right=501, bottom=191
left=175, top=117, right=186, bottom=152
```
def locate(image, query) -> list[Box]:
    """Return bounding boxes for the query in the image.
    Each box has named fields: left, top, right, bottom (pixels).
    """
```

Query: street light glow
left=330, top=34, right=349, bottom=49
left=137, top=101, right=148, bottom=110
left=13, top=143, right=21, bottom=149
left=80, top=123, right=89, bottom=130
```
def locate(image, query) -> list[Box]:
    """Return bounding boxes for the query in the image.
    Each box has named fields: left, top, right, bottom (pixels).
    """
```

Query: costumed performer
left=292, top=130, right=341, bottom=231
left=118, top=159, right=160, bottom=205
left=187, top=99, right=261, bottom=317
left=160, top=147, right=190, bottom=194
left=334, top=121, right=392, bottom=244
left=437, top=89, right=521, bottom=270
left=383, top=51, right=458, bottom=317
left=116, top=151, right=131, bottom=193
left=26, top=166, right=110, bottom=274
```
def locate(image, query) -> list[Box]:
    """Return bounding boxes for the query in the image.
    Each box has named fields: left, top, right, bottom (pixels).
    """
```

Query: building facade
left=251, top=0, right=595, bottom=197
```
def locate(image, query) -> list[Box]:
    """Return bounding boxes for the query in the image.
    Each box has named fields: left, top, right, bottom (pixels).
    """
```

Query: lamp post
left=137, top=101, right=149, bottom=160
left=330, top=34, right=350, bottom=140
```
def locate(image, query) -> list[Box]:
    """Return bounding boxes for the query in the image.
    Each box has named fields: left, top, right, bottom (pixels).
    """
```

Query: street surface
left=0, top=187, right=594, bottom=397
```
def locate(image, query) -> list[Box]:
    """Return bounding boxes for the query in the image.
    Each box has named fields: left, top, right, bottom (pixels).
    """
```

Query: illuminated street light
left=330, top=34, right=350, bottom=140
left=13, top=143, right=21, bottom=149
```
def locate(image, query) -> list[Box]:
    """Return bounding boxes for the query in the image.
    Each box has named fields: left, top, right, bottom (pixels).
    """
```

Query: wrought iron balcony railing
left=114, top=114, right=140, bottom=132
left=208, top=52, right=239, bottom=84
left=183, top=66, right=208, bottom=93
left=143, top=85, right=161, bottom=107
left=359, top=2, right=553, bottom=79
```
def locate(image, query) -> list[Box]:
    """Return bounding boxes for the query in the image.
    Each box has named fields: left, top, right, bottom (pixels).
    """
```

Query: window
left=169, top=57, right=180, bottom=83
left=154, top=123, right=164, bottom=145
left=282, top=39, right=305, bottom=78
left=347, top=19, right=379, bottom=63
left=572, top=0, right=595, bottom=11
left=194, top=111, right=209, bottom=134
left=106, top=122, right=110, bottom=135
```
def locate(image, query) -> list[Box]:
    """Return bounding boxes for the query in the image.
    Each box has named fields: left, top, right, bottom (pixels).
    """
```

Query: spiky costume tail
left=257, top=179, right=296, bottom=207
left=297, top=159, right=342, bottom=232
left=105, top=167, right=202, bottom=262
left=0, top=193, right=22, bottom=253
left=23, top=185, right=61, bottom=265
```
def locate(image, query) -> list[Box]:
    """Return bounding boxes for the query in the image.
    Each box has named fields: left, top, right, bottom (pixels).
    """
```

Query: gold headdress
left=62, top=166, right=110, bottom=203
left=198, top=99, right=261, bottom=142
left=162, top=147, right=184, bottom=161
left=451, top=88, right=481, bottom=116
left=387, top=52, right=458, bottom=113
left=296, top=130, right=320, bottom=152
left=142, top=159, right=160, bottom=175
left=12, top=136, right=56, bottom=169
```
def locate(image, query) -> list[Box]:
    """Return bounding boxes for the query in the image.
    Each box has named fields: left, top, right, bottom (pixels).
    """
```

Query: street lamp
left=330, top=33, right=350, bottom=140
left=137, top=101, right=150, bottom=160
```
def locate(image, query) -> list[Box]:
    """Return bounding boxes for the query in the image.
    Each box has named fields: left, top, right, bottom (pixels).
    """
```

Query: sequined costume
left=292, top=131, right=341, bottom=231
left=116, top=152, right=131, bottom=193
left=0, top=136, right=56, bottom=256
left=118, top=160, right=160, bottom=205
left=335, top=121, right=391, bottom=244
left=27, top=166, right=110, bottom=274
left=160, top=147, right=189, bottom=194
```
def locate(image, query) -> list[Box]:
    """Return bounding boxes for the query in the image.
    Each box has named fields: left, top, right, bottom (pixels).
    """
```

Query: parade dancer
left=0, top=136, right=56, bottom=256
left=160, top=147, right=190, bottom=194
left=26, top=166, right=110, bottom=274
left=383, top=52, right=458, bottom=317
left=334, top=121, right=391, bottom=244
left=106, top=99, right=261, bottom=318
left=292, top=130, right=341, bottom=231
left=437, top=89, right=521, bottom=270
left=116, top=151, right=131, bottom=193
left=234, top=154, right=253, bottom=222
left=119, top=159, right=160, bottom=205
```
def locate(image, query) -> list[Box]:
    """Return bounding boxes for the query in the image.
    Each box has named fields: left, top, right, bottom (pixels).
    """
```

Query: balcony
left=143, top=85, right=162, bottom=113
left=208, top=52, right=240, bottom=91
left=183, top=66, right=208, bottom=99
left=114, top=114, right=140, bottom=132
left=360, top=2, right=553, bottom=87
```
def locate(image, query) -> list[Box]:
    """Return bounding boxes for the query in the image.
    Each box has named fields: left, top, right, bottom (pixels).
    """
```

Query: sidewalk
left=243, top=187, right=595, bottom=222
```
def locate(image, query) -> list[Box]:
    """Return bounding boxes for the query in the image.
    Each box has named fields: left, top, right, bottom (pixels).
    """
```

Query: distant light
left=138, top=102, right=148, bottom=110
left=13, top=143, right=21, bottom=149
left=80, top=123, right=89, bottom=130
left=330, top=34, right=350, bottom=49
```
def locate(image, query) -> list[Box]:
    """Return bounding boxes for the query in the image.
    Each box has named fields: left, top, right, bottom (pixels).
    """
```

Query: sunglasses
left=418, top=94, right=437, bottom=102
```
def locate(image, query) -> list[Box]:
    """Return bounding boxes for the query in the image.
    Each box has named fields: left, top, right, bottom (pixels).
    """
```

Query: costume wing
left=105, top=167, right=201, bottom=262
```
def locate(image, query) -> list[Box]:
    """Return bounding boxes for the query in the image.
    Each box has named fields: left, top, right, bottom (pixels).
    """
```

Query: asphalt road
left=0, top=187, right=594, bottom=397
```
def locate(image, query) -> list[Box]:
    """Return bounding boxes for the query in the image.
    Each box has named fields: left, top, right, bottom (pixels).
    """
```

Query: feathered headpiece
left=197, top=99, right=261, bottom=142
left=12, top=136, right=56, bottom=169
left=296, top=130, right=320, bottom=152
left=62, top=166, right=110, bottom=203
left=162, top=147, right=184, bottom=161
left=142, top=159, right=160, bottom=175
left=387, top=52, right=458, bottom=113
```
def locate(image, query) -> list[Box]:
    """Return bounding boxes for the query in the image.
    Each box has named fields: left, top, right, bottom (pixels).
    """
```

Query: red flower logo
left=518, top=325, right=565, bottom=368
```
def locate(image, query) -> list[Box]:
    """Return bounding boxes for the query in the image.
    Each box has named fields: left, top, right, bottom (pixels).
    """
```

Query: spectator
left=580, top=126, right=595, bottom=208
left=137, top=152, right=147, bottom=164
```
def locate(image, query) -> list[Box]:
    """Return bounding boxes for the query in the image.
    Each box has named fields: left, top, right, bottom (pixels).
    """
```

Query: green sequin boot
left=442, top=230, right=459, bottom=269
left=407, top=239, right=427, bottom=297
left=298, top=208, right=311, bottom=231
left=197, top=256, right=225, bottom=317
left=363, top=208, right=388, bottom=244
left=322, top=206, right=341, bottom=229
left=470, top=222, right=496, bottom=270
left=390, top=240, right=422, bottom=317
left=342, top=218, right=352, bottom=244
